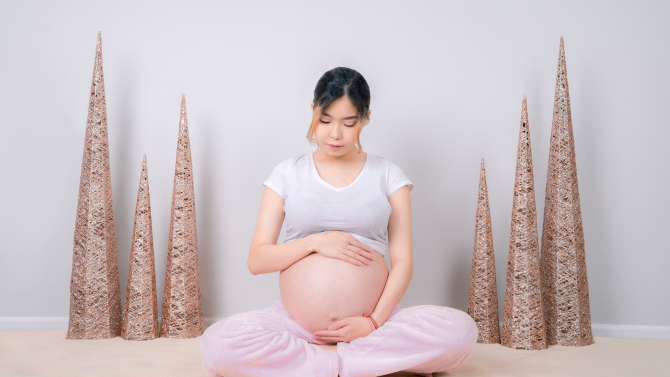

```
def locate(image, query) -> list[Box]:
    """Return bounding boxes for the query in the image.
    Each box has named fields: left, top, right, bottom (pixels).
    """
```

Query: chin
left=323, top=147, right=351, bottom=156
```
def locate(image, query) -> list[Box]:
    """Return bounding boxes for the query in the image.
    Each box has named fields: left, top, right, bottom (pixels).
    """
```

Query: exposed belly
left=279, top=251, right=389, bottom=334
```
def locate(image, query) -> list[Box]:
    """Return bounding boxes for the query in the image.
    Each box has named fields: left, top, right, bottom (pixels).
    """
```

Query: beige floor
left=1, top=331, right=668, bottom=377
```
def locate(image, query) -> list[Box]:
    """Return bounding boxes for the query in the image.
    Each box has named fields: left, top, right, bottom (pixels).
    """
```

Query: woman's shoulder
left=264, top=153, right=311, bottom=199
left=365, top=153, right=400, bottom=172
left=267, top=153, right=312, bottom=180
left=366, top=153, right=414, bottom=195
left=273, top=153, right=310, bottom=168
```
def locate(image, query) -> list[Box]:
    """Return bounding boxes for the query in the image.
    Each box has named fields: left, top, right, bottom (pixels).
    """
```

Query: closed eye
left=320, top=120, right=356, bottom=127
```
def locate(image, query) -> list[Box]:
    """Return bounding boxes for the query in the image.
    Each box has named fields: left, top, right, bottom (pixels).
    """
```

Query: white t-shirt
left=263, top=152, right=414, bottom=256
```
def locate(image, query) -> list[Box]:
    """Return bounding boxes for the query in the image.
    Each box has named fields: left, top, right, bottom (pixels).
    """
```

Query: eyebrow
left=322, top=112, right=359, bottom=120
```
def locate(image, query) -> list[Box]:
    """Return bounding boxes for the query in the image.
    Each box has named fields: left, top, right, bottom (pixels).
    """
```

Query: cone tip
left=523, top=93, right=527, bottom=100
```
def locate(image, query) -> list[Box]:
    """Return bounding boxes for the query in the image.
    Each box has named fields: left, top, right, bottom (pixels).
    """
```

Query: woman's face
left=311, top=95, right=368, bottom=158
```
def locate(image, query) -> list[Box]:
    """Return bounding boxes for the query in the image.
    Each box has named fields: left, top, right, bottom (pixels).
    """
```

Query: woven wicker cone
left=160, top=95, right=204, bottom=338
left=67, top=32, right=122, bottom=339
left=539, top=37, right=594, bottom=347
left=121, top=156, right=159, bottom=340
left=501, top=95, right=547, bottom=350
left=467, top=158, right=501, bottom=344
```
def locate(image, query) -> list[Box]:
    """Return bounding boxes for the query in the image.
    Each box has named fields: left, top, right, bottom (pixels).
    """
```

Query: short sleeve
left=263, top=160, right=287, bottom=199
left=386, top=160, right=414, bottom=197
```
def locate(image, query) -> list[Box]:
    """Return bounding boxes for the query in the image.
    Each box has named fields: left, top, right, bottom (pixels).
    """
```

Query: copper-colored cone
left=121, top=156, right=159, bottom=340
left=501, top=95, right=547, bottom=350
left=467, top=159, right=500, bottom=344
left=160, top=95, right=204, bottom=338
left=540, top=37, right=594, bottom=347
left=67, top=32, right=122, bottom=339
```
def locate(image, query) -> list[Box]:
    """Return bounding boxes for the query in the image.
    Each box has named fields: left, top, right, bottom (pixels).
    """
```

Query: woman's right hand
left=308, top=231, right=376, bottom=266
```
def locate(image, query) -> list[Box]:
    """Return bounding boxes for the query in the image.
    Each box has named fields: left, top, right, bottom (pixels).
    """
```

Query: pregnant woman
left=200, top=67, right=477, bottom=377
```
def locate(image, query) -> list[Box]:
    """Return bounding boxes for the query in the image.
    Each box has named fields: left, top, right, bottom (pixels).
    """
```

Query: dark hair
left=307, top=67, right=371, bottom=151
left=313, top=67, right=371, bottom=121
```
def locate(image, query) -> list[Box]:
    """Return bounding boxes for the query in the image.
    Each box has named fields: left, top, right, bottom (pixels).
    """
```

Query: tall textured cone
left=540, top=37, right=594, bottom=347
left=467, top=159, right=500, bottom=344
left=501, top=95, right=547, bottom=350
left=121, top=156, right=159, bottom=340
left=160, top=95, right=204, bottom=338
left=67, top=32, right=122, bottom=339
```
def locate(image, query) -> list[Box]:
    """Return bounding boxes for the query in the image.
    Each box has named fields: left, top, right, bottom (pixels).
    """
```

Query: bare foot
left=315, top=344, right=337, bottom=353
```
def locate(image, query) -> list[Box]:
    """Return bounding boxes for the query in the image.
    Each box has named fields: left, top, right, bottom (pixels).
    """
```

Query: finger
left=315, top=329, right=351, bottom=343
left=350, top=245, right=375, bottom=261
left=313, top=330, right=340, bottom=337
left=338, top=251, right=363, bottom=266
left=342, top=249, right=369, bottom=266
left=341, top=232, right=356, bottom=240
left=347, top=238, right=375, bottom=255
left=313, top=336, right=343, bottom=343
left=327, top=318, right=351, bottom=331
left=347, top=245, right=374, bottom=262
left=312, top=336, right=339, bottom=344
left=313, top=329, right=344, bottom=339
left=340, top=233, right=375, bottom=255
left=347, top=234, right=374, bottom=254
left=346, top=249, right=371, bottom=265
left=338, top=232, right=358, bottom=243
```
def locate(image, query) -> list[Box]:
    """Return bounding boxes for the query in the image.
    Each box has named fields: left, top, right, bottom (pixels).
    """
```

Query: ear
left=367, top=109, right=372, bottom=118
left=311, top=102, right=314, bottom=111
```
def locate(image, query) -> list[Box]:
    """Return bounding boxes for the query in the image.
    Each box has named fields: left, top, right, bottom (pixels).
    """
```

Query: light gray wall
left=0, top=0, right=668, bottom=327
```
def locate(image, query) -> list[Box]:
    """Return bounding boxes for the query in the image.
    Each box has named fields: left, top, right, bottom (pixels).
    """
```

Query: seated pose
left=200, top=67, right=478, bottom=377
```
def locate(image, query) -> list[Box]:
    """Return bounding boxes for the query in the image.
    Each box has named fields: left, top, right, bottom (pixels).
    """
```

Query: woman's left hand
left=312, top=316, right=374, bottom=343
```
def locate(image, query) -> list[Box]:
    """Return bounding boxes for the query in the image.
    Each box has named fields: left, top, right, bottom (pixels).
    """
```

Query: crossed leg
left=200, top=300, right=338, bottom=377
left=200, top=300, right=477, bottom=377
left=336, top=305, right=478, bottom=377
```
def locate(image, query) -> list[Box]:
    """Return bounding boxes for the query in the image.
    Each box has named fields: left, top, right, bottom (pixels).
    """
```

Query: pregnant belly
left=279, top=251, right=389, bottom=334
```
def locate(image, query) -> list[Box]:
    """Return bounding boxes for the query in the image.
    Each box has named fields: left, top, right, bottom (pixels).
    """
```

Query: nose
left=330, top=123, right=342, bottom=139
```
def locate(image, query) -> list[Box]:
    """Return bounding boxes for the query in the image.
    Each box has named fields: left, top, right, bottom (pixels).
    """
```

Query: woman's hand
left=308, top=231, right=375, bottom=266
left=312, top=316, right=375, bottom=343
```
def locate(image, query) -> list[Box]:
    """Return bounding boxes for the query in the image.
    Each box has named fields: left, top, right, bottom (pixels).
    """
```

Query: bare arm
left=370, top=185, right=413, bottom=326
left=247, top=187, right=315, bottom=275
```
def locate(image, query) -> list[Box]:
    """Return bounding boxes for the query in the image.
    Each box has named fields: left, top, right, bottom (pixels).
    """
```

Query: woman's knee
left=417, top=307, right=477, bottom=371
left=200, top=317, right=262, bottom=372
left=420, top=306, right=478, bottom=351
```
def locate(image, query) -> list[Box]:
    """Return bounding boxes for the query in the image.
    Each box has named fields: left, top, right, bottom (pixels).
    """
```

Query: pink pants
left=200, top=299, right=477, bottom=377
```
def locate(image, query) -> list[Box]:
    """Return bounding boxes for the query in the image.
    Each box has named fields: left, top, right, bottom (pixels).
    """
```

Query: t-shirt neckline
left=309, top=151, right=369, bottom=191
